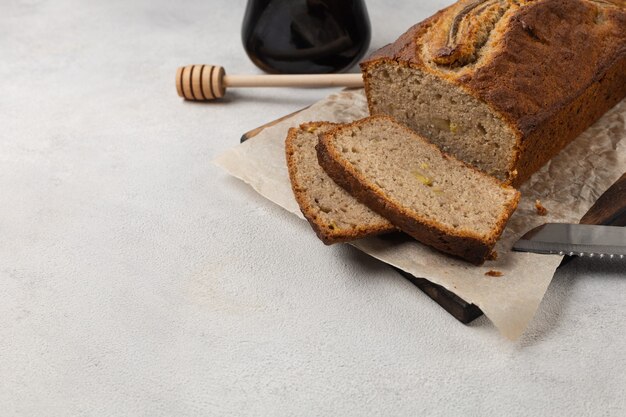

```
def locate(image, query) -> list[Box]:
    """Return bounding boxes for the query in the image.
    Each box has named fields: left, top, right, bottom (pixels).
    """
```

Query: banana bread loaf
left=361, top=0, right=626, bottom=186
left=317, top=116, right=520, bottom=265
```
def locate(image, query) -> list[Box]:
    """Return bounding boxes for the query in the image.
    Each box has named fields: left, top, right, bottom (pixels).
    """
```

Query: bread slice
left=285, top=122, right=395, bottom=244
left=317, top=116, right=520, bottom=264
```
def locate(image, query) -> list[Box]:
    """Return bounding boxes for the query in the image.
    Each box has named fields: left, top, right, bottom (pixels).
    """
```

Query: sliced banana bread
left=285, top=122, right=395, bottom=244
left=317, top=116, right=520, bottom=264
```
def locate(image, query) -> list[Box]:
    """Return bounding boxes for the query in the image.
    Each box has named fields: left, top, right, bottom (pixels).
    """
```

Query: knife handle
left=579, top=173, right=626, bottom=226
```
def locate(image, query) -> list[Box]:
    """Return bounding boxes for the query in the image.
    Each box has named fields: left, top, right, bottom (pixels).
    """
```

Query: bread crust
left=361, top=0, right=626, bottom=187
left=317, top=116, right=520, bottom=265
left=285, top=122, right=395, bottom=244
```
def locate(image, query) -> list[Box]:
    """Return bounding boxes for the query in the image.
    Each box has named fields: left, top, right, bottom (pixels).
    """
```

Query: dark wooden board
left=240, top=107, right=310, bottom=143
left=240, top=109, right=626, bottom=324
left=580, top=173, right=626, bottom=227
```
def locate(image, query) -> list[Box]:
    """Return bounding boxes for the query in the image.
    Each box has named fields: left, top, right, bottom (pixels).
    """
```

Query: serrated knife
left=513, top=223, right=625, bottom=258
left=513, top=173, right=626, bottom=258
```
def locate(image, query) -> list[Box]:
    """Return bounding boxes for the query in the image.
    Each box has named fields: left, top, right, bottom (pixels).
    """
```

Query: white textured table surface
left=1, top=0, right=625, bottom=416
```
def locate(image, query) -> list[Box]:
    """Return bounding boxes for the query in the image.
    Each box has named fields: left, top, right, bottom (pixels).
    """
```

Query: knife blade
left=513, top=172, right=626, bottom=258
left=512, top=223, right=626, bottom=258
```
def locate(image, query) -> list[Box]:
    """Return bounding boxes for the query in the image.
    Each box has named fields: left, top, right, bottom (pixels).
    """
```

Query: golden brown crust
left=316, top=115, right=520, bottom=265
left=511, top=50, right=626, bottom=185
left=361, top=0, right=626, bottom=187
left=285, top=122, right=395, bottom=245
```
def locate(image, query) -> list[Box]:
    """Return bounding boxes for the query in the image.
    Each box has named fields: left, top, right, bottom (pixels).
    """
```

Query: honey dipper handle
left=224, top=73, right=363, bottom=88
left=176, top=65, right=364, bottom=101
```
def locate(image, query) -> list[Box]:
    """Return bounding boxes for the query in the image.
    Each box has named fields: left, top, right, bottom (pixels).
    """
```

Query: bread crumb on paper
left=535, top=199, right=548, bottom=216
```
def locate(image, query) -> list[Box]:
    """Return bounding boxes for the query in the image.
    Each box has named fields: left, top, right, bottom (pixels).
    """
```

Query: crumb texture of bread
left=361, top=0, right=626, bottom=186
left=285, top=122, right=394, bottom=244
left=317, top=116, right=520, bottom=264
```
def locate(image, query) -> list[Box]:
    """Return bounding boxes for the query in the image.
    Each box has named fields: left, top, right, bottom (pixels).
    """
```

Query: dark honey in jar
left=242, top=0, right=371, bottom=74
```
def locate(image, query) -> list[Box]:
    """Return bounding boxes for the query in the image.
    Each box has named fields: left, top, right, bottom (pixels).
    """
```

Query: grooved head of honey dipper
left=176, top=65, right=225, bottom=101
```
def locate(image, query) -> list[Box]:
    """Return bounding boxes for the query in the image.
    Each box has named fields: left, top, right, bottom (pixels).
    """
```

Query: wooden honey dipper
left=176, top=65, right=364, bottom=101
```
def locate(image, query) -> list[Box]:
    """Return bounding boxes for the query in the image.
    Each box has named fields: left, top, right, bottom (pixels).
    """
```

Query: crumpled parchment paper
left=215, top=89, right=625, bottom=340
